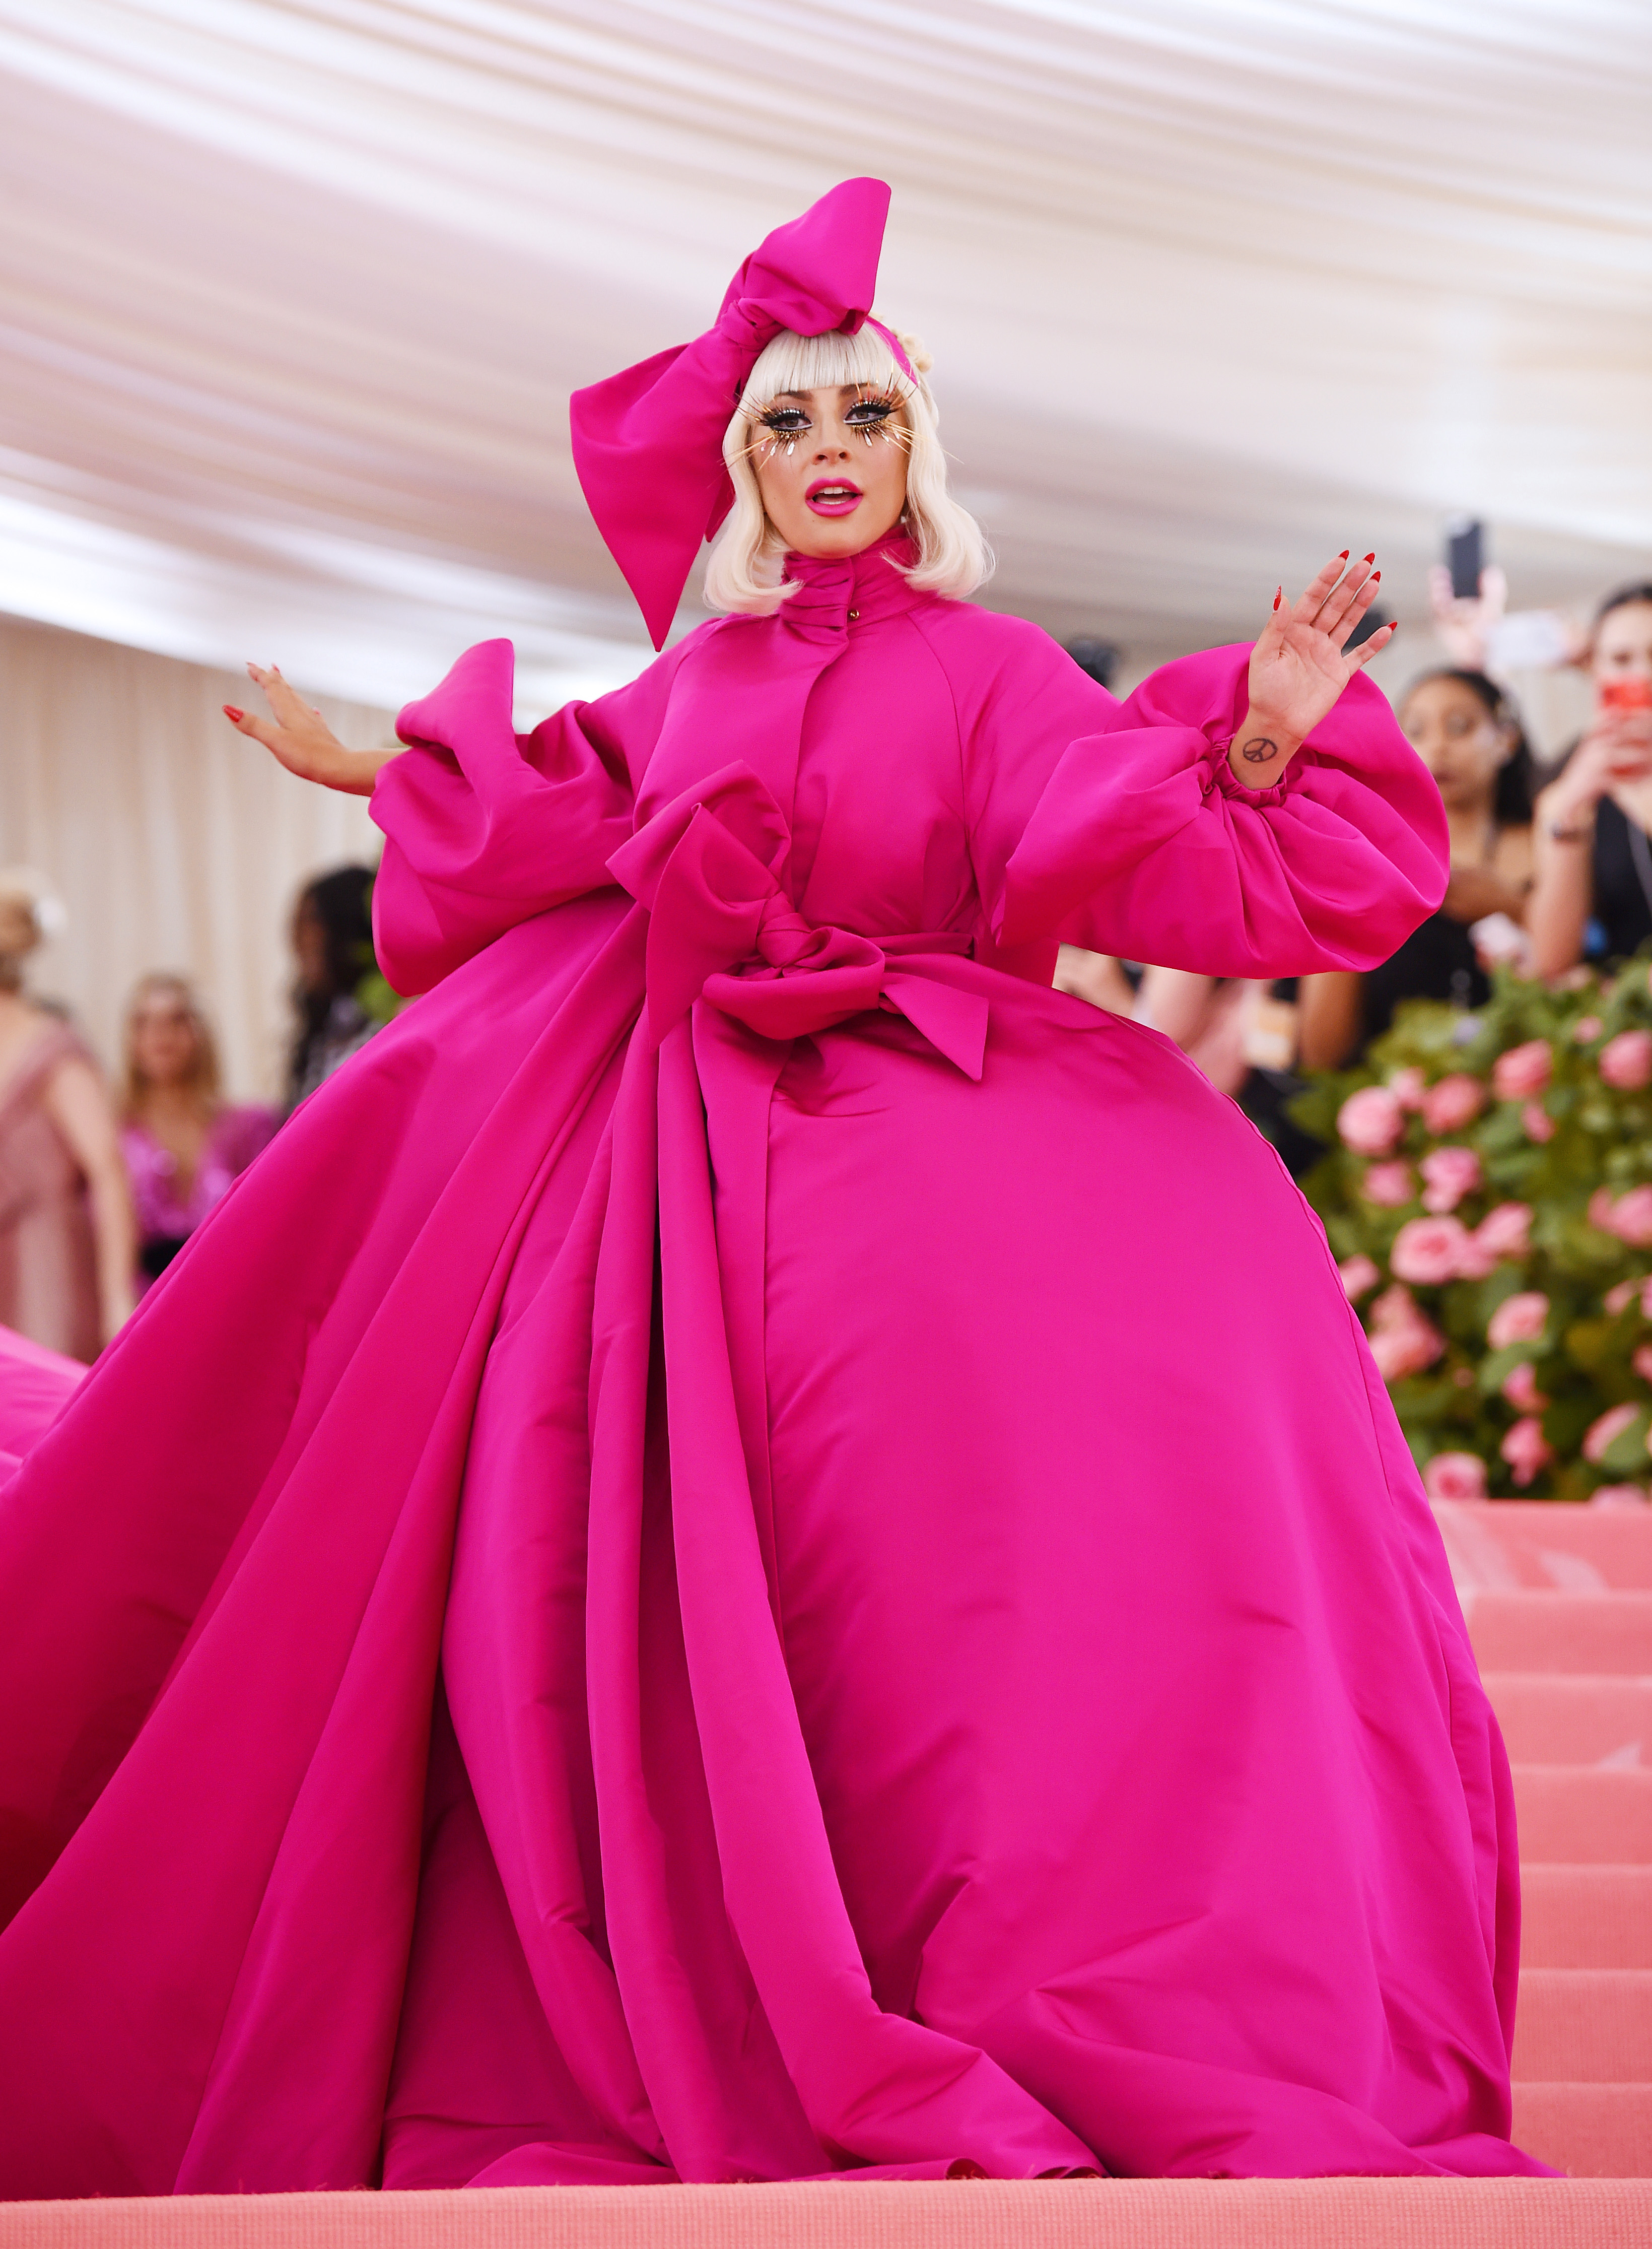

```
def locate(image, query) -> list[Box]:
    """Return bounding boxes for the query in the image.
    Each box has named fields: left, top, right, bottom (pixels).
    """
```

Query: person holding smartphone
left=1527, top=584, right=1652, bottom=976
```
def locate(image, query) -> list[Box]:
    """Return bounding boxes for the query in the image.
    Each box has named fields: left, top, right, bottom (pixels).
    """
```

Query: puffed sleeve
left=991, top=643, right=1448, bottom=976
left=370, top=636, right=687, bottom=994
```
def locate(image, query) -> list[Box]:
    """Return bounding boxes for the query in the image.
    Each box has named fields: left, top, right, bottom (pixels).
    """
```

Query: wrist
left=1227, top=712, right=1301, bottom=782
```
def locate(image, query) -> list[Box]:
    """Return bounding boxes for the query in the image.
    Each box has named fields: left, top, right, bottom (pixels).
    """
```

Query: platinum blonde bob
left=702, top=325, right=992, bottom=617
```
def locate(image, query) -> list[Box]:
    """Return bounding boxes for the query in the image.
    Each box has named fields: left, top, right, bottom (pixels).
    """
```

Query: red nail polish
left=1338, top=550, right=1349, bottom=560
left=1371, top=571, right=1381, bottom=583
left=1273, top=588, right=1282, bottom=610
left=1362, top=552, right=1375, bottom=563
left=222, top=704, right=244, bottom=721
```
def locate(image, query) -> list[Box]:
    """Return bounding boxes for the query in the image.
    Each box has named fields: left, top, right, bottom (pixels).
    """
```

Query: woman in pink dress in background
left=0, top=180, right=1543, bottom=2191
left=119, top=974, right=277, bottom=1294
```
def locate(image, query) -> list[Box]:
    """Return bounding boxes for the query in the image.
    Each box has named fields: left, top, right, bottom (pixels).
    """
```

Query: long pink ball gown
left=0, top=535, right=1546, bottom=2189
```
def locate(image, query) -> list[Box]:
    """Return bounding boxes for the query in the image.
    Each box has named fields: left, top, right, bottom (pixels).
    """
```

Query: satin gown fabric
left=0, top=539, right=1546, bottom=2190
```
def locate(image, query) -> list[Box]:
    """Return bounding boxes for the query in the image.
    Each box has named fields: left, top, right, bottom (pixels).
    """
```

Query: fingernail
left=1362, top=552, right=1375, bottom=563
left=1338, top=550, right=1349, bottom=560
left=222, top=704, right=243, bottom=722
left=1274, top=588, right=1282, bottom=610
left=1371, top=571, right=1381, bottom=582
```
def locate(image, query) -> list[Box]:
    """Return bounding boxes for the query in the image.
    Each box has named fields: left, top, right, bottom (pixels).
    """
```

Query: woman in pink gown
left=0, top=181, right=1544, bottom=2192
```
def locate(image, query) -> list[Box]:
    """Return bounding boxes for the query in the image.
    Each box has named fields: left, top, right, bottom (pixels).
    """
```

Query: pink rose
left=1366, top=1285, right=1446, bottom=1380
left=1388, top=1067, right=1427, bottom=1111
left=1361, top=1161, right=1415, bottom=1208
left=1584, top=1402, right=1643, bottom=1465
left=1368, top=1323, right=1446, bottom=1381
left=1493, top=1040, right=1553, bottom=1101
left=1502, top=1361, right=1549, bottom=1412
left=1390, top=1216, right=1473, bottom=1286
left=1522, top=1102, right=1555, bottom=1143
left=1604, top=1187, right=1652, bottom=1247
left=1600, top=1029, right=1652, bottom=1091
left=1574, top=1016, right=1605, bottom=1044
left=1487, top=1291, right=1549, bottom=1350
left=1420, top=1145, right=1483, bottom=1214
left=1635, top=1344, right=1652, bottom=1385
left=1424, top=1451, right=1488, bottom=1502
left=1421, top=1074, right=1486, bottom=1135
left=1337, top=1085, right=1405, bottom=1156
left=1590, top=1186, right=1618, bottom=1233
left=1593, top=1483, right=1650, bottom=1508
left=1500, top=1417, right=1554, bottom=1487
left=1338, top=1253, right=1381, bottom=1302
left=1473, top=1202, right=1532, bottom=1261
left=1605, top=1277, right=1640, bottom=1315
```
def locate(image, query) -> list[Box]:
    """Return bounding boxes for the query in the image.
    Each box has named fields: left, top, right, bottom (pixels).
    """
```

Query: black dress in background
left=1589, top=796, right=1652, bottom=963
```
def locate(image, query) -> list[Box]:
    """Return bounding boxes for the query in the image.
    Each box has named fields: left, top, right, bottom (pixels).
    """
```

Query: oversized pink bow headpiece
left=570, top=177, right=912, bottom=651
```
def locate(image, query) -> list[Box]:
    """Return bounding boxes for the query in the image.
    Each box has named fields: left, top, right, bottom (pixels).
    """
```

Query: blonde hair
left=703, top=325, right=991, bottom=618
left=0, top=868, right=57, bottom=993
left=121, top=972, right=222, bottom=1119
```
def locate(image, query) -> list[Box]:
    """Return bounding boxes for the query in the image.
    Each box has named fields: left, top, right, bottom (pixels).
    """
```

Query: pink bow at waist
left=607, top=764, right=988, bottom=1081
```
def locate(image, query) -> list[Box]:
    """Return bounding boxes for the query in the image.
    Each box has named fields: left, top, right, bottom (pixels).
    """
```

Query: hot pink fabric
left=569, top=177, right=897, bottom=648
left=0, top=538, right=1547, bottom=2190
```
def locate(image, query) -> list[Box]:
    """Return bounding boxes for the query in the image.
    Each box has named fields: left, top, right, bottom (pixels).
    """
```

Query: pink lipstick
left=805, top=478, right=863, bottom=517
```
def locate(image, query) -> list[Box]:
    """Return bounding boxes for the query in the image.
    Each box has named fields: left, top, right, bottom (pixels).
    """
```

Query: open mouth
left=805, top=480, right=863, bottom=516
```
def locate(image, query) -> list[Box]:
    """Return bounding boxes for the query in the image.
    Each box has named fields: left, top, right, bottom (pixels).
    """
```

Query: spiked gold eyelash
left=737, top=388, right=911, bottom=465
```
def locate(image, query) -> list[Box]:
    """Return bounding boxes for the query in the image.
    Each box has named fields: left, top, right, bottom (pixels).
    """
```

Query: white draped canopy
left=1, top=0, right=1649, bottom=716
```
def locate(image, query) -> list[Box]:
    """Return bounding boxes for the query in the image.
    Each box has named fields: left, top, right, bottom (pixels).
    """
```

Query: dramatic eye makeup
left=745, top=387, right=908, bottom=457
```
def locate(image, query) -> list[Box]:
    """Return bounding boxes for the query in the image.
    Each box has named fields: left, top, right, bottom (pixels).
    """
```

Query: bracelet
left=1547, top=818, right=1594, bottom=844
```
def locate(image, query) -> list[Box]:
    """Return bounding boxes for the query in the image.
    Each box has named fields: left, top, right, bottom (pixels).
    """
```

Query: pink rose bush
left=1501, top=1361, right=1548, bottom=1413
left=1486, top=1292, right=1549, bottom=1351
left=1360, top=1162, right=1414, bottom=1208
left=1423, top=1451, right=1487, bottom=1502
left=1366, top=1286, right=1445, bottom=1382
left=1600, top=1029, right=1652, bottom=1090
left=1291, top=942, right=1652, bottom=1496
left=1338, top=1254, right=1381, bottom=1302
left=1420, top=1146, right=1483, bottom=1213
left=1501, top=1418, right=1554, bottom=1487
left=1336, top=1085, right=1404, bottom=1156
left=1421, top=1074, right=1485, bottom=1135
left=1492, top=1040, right=1552, bottom=1101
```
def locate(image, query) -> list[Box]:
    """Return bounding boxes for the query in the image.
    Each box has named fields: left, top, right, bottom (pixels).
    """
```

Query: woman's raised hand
left=1226, top=554, right=1394, bottom=788
left=223, top=665, right=396, bottom=798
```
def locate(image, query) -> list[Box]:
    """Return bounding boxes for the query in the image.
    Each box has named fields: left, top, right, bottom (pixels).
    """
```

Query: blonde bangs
left=702, top=324, right=992, bottom=618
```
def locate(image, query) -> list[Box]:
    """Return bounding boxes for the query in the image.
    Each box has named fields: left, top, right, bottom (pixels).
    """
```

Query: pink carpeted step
left=1466, top=1591, right=1652, bottom=1674
left=1435, top=1499, right=1652, bottom=1592
left=0, top=2180, right=1648, bottom=2249
left=1512, top=1969, right=1652, bottom=2083
left=1511, top=1767, right=1652, bottom=1863
left=1521, top=1866, right=1652, bottom=1968
left=1512, top=2083, right=1652, bottom=2178
left=1483, top=1674, right=1651, bottom=1766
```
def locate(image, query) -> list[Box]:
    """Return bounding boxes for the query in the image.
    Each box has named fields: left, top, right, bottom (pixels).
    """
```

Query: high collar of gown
left=775, top=531, right=926, bottom=645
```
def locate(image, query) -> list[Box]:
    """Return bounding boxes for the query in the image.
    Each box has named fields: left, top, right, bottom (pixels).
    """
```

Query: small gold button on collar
left=847, top=608, right=859, bottom=620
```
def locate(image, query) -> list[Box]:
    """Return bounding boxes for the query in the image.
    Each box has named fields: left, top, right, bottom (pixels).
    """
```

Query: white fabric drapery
left=0, top=0, right=1646, bottom=717
left=0, top=616, right=387, bottom=1100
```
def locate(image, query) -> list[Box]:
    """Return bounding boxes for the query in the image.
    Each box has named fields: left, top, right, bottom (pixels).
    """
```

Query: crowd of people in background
left=0, top=862, right=383, bottom=1363
left=1, top=575, right=1649, bottom=1367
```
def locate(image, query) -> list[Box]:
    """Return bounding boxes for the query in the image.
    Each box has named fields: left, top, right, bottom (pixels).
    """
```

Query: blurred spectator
left=119, top=973, right=277, bottom=1293
left=0, top=871, right=134, bottom=1359
left=1528, top=585, right=1652, bottom=977
left=1298, top=670, right=1535, bottom=1069
left=289, top=865, right=392, bottom=1109
left=1063, top=636, right=1120, bottom=692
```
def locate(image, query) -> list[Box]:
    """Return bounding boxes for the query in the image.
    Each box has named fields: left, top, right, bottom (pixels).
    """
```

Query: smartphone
left=1444, top=518, right=1484, bottom=602
left=1600, top=677, right=1652, bottom=712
